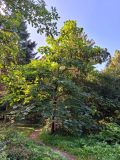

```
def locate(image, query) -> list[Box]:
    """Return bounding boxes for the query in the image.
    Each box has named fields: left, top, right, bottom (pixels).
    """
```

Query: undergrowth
left=0, top=127, right=66, bottom=160
left=40, top=123, right=120, bottom=160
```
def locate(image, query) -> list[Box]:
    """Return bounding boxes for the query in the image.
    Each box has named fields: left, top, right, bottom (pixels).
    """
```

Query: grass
left=40, top=132, right=120, bottom=160
left=1, top=124, right=120, bottom=160
left=16, top=126, right=35, bottom=136
left=0, top=127, right=67, bottom=160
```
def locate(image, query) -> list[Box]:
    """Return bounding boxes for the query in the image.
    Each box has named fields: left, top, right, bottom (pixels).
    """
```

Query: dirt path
left=29, top=128, right=76, bottom=160
left=29, top=128, right=41, bottom=140
left=52, top=147, right=76, bottom=160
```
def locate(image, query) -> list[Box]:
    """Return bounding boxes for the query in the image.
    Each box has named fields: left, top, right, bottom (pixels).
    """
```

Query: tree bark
left=51, top=95, right=57, bottom=134
left=51, top=114, right=55, bottom=134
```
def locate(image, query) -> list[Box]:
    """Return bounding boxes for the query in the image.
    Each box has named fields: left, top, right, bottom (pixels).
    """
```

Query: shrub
left=93, top=123, right=120, bottom=144
left=0, top=128, right=66, bottom=160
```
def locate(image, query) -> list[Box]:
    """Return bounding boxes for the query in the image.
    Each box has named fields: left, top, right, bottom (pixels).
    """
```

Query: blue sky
left=28, top=0, right=120, bottom=69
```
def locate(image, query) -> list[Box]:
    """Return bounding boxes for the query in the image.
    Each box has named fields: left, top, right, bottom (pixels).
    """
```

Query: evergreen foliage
left=17, top=21, right=37, bottom=64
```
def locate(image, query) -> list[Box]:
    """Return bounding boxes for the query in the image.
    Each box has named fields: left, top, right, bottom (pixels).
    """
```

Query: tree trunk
left=51, top=95, right=57, bottom=134
left=51, top=115, right=55, bottom=134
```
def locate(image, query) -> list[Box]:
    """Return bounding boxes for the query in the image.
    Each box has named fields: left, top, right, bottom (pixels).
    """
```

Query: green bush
left=0, top=129, right=66, bottom=160
left=93, top=123, right=120, bottom=144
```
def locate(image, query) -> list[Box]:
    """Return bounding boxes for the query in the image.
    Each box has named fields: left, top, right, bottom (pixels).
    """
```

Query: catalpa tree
left=1, top=21, right=111, bottom=135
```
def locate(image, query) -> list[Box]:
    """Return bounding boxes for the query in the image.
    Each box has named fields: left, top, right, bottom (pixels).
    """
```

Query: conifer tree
left=17, top=21, right=37, bottom=64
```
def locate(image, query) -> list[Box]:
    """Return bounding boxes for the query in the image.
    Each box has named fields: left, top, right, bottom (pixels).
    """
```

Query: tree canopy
left=0, top=2, right=120, bottom=160
left=0, top=0, right=59, bottom=35
left=0, top=0, right=120, bottom=137
left=1, top=20, right=119, bottom=135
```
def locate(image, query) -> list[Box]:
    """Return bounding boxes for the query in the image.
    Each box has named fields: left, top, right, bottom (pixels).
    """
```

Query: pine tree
left=17, top=21, right=37, bottom=64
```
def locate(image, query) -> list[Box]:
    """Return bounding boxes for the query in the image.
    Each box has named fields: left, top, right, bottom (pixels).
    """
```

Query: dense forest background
left=0, top=0, right=120, bottom=160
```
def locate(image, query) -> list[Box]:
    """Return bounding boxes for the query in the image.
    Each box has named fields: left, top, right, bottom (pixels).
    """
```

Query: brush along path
left=29, top=128, right=76, bottom=160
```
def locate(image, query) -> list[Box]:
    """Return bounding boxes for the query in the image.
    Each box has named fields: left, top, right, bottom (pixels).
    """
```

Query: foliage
left=93, top=123, right=120, bottom=144
left=1, top=0, right=120, bottom=159
left=0, top=0, right=59, bottom=70
left=105, top=50, right=120, bottom=76
left=0, top=26, right=19, bottom=69
left=103, top=50, right=120, bottom=98
left=1, top=20, right=112, bottom=135
left=0, top=0, right=59, bottom=113
left=17, top=21, right=37, bottom=64
left=0, top=0, right=59, bottom=36
left=0, top=128, right=66, bottom=160
left=40, top=131, right=120, bottom=160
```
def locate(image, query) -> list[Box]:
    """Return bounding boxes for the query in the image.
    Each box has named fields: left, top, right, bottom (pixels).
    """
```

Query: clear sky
left=28, top=0, right=120, bottom=70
